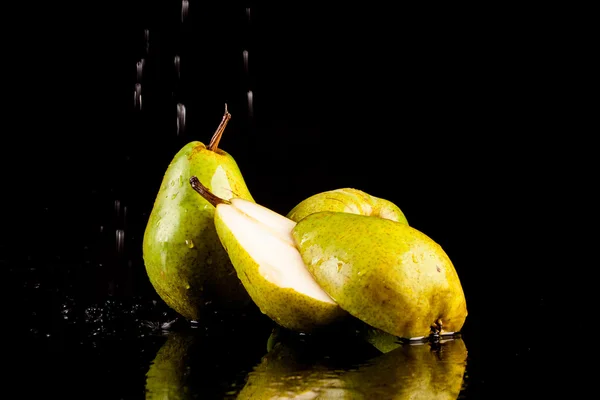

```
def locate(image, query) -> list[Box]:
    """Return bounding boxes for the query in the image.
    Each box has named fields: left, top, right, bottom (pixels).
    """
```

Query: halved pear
left=190, top=177, right=347, bottom=333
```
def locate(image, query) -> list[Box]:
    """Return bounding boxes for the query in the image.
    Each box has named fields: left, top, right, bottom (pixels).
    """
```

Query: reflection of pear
left=340, top=338, right=468, bottom=399
left=145, top=332, right=195, bottom=400
left=237, top=333, right=378, bottom=399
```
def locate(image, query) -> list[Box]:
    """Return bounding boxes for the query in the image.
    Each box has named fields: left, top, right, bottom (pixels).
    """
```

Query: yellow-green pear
left=339, top=338, right=468, bottom=399
left=190, top=177, right=347, bottom=333
left=292, top=211, right=468, bottom=339
left=287, top=188, right=408, bottom=224
left=143, top=106, right=254, bottom=321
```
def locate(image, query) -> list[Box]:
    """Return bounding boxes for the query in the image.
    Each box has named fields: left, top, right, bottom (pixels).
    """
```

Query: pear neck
left=207, top=104, right=231, bottom=152
left=189, top=176, right=230, bottom=207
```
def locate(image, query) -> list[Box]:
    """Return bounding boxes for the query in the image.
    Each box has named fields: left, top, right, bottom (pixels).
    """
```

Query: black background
left=3, top=2, right=578, bottom=398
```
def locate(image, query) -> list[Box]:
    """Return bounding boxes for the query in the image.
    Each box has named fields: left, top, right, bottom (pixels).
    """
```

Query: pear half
left=190, top=177, right=346, bottom=333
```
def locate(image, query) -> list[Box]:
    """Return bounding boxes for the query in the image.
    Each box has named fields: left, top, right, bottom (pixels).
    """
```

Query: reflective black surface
left=4, top=3, right=564, bottom=399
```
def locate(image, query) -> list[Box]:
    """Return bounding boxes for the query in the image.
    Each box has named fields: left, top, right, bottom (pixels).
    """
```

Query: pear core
left=216, top=200, right=335, bottom=304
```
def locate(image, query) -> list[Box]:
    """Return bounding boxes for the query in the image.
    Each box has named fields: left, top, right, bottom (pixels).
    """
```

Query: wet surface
left=3, top=3, right=563, bottom=399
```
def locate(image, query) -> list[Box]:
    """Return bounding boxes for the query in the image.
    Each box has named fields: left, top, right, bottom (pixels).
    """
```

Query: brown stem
left=189, top=176, right=230, bottom=207
left=207, top=103, right=231, bottom=151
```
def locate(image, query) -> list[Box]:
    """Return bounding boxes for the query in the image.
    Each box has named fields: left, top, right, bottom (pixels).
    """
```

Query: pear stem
left=207, top=104, right=231, bottom=152
left=189, top=176, right=230, bottom=207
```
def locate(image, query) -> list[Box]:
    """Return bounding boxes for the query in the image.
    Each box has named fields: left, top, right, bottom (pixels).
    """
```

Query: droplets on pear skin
left=185, top=239, right=195, bottom=248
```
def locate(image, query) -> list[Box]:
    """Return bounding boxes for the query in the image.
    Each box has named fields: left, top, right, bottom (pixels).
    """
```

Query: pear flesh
left=292, top=211, right=468, bottom=339
left=191, top=180, right=346, bottom=332
left=287, top=187, right=408, bottom=224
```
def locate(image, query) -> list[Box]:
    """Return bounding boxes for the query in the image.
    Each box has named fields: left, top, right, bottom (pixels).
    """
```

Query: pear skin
left=292, top=212, right=468, bottom=339
left=143, top=107, right=254, bottom=321
left=287, top=188, right=408, bottom=224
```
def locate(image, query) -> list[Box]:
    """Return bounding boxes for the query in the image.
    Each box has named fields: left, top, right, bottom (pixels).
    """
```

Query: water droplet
left=243, top=50, right=249, bottom=74
left=177, top=103, right=186, bottom=135
left=155, top=219, right=161, bottom=227
left=181, top=0, right=189, bottom=22
left=170, top=180, right=175, bottom=187
left=114, top=199, right=121, bottom=216
left=337, top=262, right=343, bottom=272
left=246, top=7, right=251, bottom=21
left=185, top=284, right=190, bottom=290
left=171, top=192, right=179, bottom=199
left=174, top=55, right=181, bottom=79
left=134, top=83, right=142, bottom=110
left=185, top=239, right=195, bottom=248
left=206, top=257, right=213, bottom=265
left=247, top=90, right=254, bottom=117
left=136, top=59, right=145, bottom=82
left=357, top=270, right=364, bottom=276
left=178, top=175, right=183, bottom=187
left=412, top=254, right=419, bottom=263
left=100, top=225, right=104, bottom=232
left=116, top=229, right=125, bottom=254
left=144, top=29, right=150, bottom=53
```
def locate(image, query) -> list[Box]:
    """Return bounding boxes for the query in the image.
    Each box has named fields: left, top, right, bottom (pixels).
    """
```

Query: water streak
left=134, top=83, right=142, bottom=110
left=177, top=103, right=186, bottom=135
left=247, top=90, right=254, bottom=117
left=174, top=55, right=181, bottom=79
left=243, top=50, right=249, bottom=74
left=181, top=0, right=189, bottom=22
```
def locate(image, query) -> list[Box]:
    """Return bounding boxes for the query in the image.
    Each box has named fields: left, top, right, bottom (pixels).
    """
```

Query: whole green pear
left=143, top=106, right=254, bottom=321
left=287, top=188, right=408, bottom=224
left=292, top=212, right=468, bottom=339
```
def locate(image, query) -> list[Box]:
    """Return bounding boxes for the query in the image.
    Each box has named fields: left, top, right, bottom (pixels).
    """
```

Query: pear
left=287, top=188, right=408, bottom=224
left=292, top=212, right=468, bottom=339
left=143, top=105, right=255, bottom=321
left=189, top=177, right=347, bottom=333
left=339, top=338, right=468, bottom=399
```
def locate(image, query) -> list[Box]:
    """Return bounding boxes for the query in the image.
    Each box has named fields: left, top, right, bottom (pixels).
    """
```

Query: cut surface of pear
left=287, top=187, right=408, bottom=224
left=190, top=178, right=346, bottom=333
left=292, top=211, right=468, bottom=339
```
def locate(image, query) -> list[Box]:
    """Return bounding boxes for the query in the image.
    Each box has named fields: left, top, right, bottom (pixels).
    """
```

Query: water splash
left=181, top=0, right=189, bottom=22
left=134, top=83, right=142, bottom=110
left=247, top=90, right=254, bottom=117
left=176, top=103, right=186, bottom=135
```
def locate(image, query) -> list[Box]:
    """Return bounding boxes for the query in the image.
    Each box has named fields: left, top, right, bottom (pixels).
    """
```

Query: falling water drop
left=174, top=55, right=181, bottom=79
left=243, top=50, right=249, bottom=74
left=247, top=90, right=254, bottom=117
left=134, top=83, right=142, bottom=110
left=116, top=229, right=125, bottom=254
left=246, top=7, right=251, bottom=21
left=136, top=59, right=145, bottom=82
left=177, top=103, right=186, bottom=135
left=114, top=200, right=121, bottom=217
left=181, top=0, right=189, bottom=22
left=144, top=29, right=150, bottom=53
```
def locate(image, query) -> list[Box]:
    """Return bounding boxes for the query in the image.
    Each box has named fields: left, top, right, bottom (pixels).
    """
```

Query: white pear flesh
left=213, top=199, right=346, bottom=332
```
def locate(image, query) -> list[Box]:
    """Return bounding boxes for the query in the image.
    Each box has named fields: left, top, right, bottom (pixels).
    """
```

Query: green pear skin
left=287, top=188, right=408, bottom=224
left=211, top=208, right=347, bottom=333
left=292, top=212, right=468, bottom=339
left=143, top=113, right=254, bottom=320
